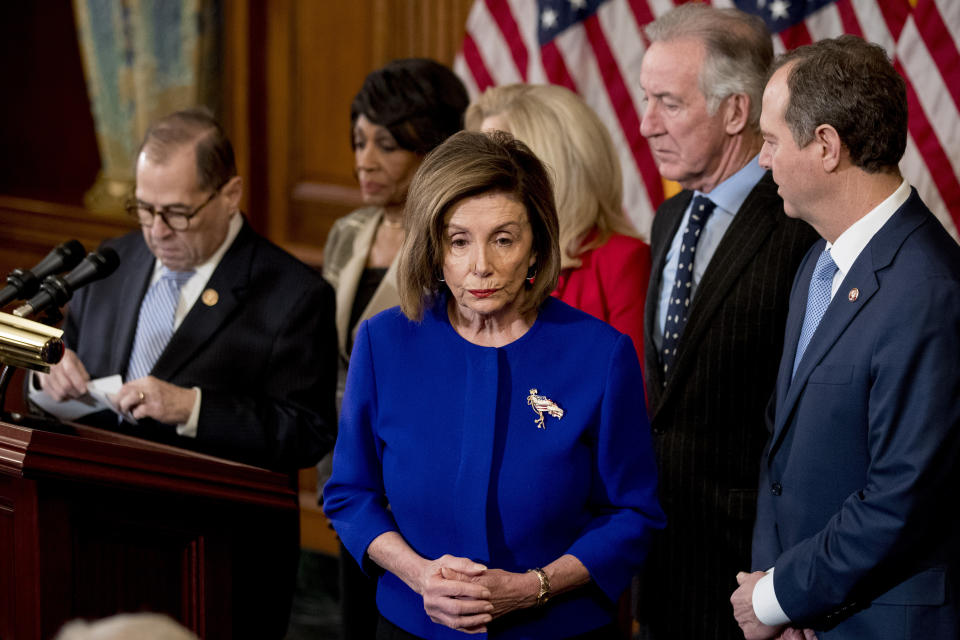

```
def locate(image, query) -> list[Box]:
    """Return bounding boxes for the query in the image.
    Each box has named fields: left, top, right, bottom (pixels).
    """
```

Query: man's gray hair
left=645, top=3, right=773, bottom=131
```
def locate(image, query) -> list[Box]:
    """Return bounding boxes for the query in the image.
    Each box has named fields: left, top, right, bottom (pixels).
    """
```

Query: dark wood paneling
left=226, top=0, right=474, bottom=264
left=0, top=0, right=100, bottom=204
left=0, top=420, right=299, bottom=639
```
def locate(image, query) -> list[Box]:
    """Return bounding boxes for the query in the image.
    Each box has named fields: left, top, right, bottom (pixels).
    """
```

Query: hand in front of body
left=446, top=554, right=590, bottom=621
left=420, top=555, right=496, bottom=633
left=445, top=567, right=539, bottom=619
left=777, top=628, right=818, bottom=640
left=731, top=571, right=784, bottom=640
left=114, top=376, right=196, bottom=425
left=367, top=533, right=494, bottom=634
left=38, top=348, right=90, bottom=401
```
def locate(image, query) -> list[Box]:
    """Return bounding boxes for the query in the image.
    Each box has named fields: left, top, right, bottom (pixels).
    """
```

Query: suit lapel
left=150, top=223, right=254, bottom=381
left=644, top=192, right=689, bottom=397
left=335, top=211, right=380, bottom=360
left=111, top=239, right=155, bottom=375
left=769, top=249, right=878, bottom=458
left=350, top=253, right=401, bottom=346
left=769, top=190, right=928, bottom=459
left=773, top=243, right=821, bottom=419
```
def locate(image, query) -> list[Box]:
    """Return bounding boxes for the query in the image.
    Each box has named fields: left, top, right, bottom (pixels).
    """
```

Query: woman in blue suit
left=324, top=131, right=665, bottom=639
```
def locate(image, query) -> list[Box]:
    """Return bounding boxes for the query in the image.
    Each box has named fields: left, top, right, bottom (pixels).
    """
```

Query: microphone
left=12, top=248, right=120, bottom=318
left=0, top=240, right=86, bottom=308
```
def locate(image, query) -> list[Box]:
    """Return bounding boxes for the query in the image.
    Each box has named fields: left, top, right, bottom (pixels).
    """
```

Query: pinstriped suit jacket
left=634, top=171, right=818, bottom=640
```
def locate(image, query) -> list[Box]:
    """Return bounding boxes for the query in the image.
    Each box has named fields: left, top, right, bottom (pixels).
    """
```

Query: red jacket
left=552, top=232, right=650, bottom=367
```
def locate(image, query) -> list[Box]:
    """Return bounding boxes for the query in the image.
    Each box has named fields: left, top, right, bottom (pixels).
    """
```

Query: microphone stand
left=0, top=365, right=12, bottom=416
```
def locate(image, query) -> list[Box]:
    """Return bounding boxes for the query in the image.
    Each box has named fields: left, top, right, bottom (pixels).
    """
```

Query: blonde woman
left=466, top=84, right=650, bottom=364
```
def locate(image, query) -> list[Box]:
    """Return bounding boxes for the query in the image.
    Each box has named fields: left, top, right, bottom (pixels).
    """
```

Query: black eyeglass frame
left=125, top=182, right=227, bottom=231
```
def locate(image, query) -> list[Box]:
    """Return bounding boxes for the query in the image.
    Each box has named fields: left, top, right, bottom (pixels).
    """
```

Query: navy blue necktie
left=792, top=248, right=838, bottom=378
left=661, top=195, right=716, bottom=377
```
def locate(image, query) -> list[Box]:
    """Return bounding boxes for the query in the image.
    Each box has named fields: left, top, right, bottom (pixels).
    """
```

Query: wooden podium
left=0, top=416, right=300, bottom=640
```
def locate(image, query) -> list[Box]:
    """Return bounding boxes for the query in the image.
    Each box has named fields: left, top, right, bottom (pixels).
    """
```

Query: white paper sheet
left=29, top=374, right=137, bottom=423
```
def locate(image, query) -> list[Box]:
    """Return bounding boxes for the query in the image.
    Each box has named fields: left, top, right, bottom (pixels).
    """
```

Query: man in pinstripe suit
left=633, top=5, right=817, bottom=639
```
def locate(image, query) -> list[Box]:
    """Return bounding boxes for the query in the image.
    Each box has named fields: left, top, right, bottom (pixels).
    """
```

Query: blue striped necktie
left=661, top=195, right=716, bottom=378
left=126, top=268, right=194, bottom=381
left=792, top=248, right=838, bottom=378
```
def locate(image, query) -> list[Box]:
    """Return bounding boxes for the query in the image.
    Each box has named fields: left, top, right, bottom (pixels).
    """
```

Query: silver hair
left=645, top=3, right=773, bottom=130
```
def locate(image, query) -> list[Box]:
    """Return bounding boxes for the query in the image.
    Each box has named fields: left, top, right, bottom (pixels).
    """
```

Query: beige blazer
left=322, top=206, right=402, bottom=366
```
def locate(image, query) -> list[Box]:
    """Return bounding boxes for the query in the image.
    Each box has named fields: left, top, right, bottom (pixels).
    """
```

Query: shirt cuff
left=753, top=567, right=791, bottom=626
left=175, top=387, right=202, bottom=438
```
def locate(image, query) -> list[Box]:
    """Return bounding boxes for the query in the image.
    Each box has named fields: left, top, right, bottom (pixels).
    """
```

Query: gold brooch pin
left=527, top=389, right=564, bottom=429
left=848, top=288, right=859, bottom=302
left=202, top=288, right=219, bottom=306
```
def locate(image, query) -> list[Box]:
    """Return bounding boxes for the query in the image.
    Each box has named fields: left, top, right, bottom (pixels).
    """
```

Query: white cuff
left=175, top=387, right=202, bottom=438
left=753, top=567, right=791, bottom=626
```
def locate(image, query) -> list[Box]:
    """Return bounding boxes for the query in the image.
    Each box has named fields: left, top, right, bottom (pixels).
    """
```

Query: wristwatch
left=527, top=567, right=551, bottom=607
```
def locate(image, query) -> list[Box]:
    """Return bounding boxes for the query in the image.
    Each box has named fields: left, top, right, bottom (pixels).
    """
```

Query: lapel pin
left=202, top=288, right=219, bottom=306
left=527, top=388, right=564, bottom=429
left=848, top=288, right=859, bottom=302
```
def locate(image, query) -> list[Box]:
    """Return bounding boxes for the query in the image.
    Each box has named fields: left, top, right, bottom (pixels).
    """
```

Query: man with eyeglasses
left=33, top=108, right=337, bottom=473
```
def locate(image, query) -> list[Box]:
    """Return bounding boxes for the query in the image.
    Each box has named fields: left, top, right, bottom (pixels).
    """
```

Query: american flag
left=454, top=0, right=960, bottom=243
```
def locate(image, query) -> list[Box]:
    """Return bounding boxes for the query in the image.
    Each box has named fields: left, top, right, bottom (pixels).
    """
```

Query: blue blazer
left=324, top=296, right=666, bottom=639
left=752, top=189, right=960, bottom=638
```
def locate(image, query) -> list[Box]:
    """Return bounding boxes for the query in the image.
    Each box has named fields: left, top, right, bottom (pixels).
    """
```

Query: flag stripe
left=914, top=0, right=960, bottom=115
left=462, top=32, right=496, bottom=92
left=540, top=40, right=579, bottom=92
left=626, top=0, right=655, bottom=37
left=583, top=15, right=663, bottom=208
left=836, top=0, right=864, bottom=36
left=485, top=0, right=529, bottom=80
left=897, top=59, right=960, bottom=231
left=850, top=0, right=960, bottom=237
left=875, top=0, right=910, bottom=40
left=780, top=21, right=815, bottom=48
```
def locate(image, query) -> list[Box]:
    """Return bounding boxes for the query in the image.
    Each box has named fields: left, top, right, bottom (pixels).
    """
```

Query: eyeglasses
left=125, top=186, right=222, bottom=231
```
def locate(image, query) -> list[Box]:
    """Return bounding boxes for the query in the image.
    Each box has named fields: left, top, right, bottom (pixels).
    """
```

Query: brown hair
left=138, top=107, right=237, bottom=191
left=771, top=35, right=906, bottom=174
left=398, top=130, right=561, bottom=321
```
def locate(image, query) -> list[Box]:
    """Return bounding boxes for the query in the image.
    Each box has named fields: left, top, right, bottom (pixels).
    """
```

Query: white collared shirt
left=753, top=179, right=911, bottom=626
left=826, top=179, right=911, bottom=298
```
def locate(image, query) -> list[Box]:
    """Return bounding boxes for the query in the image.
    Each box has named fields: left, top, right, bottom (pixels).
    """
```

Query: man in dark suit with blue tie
left=732, top=36, right=960, bottom=639
left=635, top=5, right=817, bottom=639
left=35, top=109, right=337, bottom=473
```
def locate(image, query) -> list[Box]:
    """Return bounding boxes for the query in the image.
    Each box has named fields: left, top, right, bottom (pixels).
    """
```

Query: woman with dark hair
left=324, top=131, right=665, bottom=639
left=324, top=58, right=469, bottom=404
left=321, top=58, right=468, bottom=639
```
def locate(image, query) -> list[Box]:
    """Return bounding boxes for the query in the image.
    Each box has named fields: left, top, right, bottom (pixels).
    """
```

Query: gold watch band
left=527, top=567, right=551, bottom=607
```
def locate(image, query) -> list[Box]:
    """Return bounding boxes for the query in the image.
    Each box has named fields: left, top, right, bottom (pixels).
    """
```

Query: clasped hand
left=731, top=571, right=817, bottom=640
left=416, top=555, right=539, bottom=634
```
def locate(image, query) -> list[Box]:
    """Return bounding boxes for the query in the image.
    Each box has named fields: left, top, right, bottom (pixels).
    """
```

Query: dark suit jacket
left=635, top=172, right=818, bottom=640
left=62, top=221, right=337, bottom=472
left=752, top=189, right=960, bottom=638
